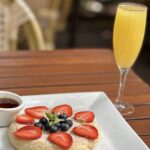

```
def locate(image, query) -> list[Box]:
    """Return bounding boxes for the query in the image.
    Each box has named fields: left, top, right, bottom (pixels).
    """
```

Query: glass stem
left=116, top=68, right=129, bottom=104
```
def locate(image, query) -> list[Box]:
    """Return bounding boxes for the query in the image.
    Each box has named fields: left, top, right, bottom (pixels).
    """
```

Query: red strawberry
left=51, top=104, right=73, bottom=117
left=16, top=114, right=34, bottom=124
left=74, top=111, right=95, bottom=123
left=25, top=106, right=48, bottom=119
left=14, top=126, right=42, bottom=140
left=72, top=124, right=98, bottom=139
left=48, top=132, right=73, bottom=149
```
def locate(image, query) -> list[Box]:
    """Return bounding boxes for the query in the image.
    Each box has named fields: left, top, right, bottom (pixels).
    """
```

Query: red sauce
left=0, top=98, right=19, bottom=108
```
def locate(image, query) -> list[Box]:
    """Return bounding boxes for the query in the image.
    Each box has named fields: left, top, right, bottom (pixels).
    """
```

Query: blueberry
left=40, top=117, right=48, bottom=125
left=59, top=120, right=65, bottom=124
left=49, top=124, right=58, bottom=133
left=34, top=122, right=43, bottom=129
left=60, top=123, right=70, bottom=132
left=58, top=113, right=67, bottom=120
left=64, top=119, right=73, bottom=127
left=55, top=122, right=61, bottom=129
left=44, top=123, right=50, bottom=131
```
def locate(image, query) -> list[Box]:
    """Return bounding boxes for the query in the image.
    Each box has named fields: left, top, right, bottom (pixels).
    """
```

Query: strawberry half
left=51, top=104, right=73, bottom=117
left=25, top=106, right=48, bottom=119
left=72, top=124, right=98, bottom=139
left=14, top=126, right=42, bottom=140
left=74, top=111, right=95, bottom=123
left=16, top=114, right=34, bottom=124
left=48, top=132, right=73, bottom=149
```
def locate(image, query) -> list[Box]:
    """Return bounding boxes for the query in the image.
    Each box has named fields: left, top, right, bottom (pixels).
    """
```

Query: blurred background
left=0, top=0, right=149, bottom=84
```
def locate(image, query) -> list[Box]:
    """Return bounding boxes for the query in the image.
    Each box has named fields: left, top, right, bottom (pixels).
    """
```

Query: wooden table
left=0, top=49, right=150, bottom=147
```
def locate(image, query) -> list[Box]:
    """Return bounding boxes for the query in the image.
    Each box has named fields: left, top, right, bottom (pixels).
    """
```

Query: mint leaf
left=49, top=121, right=56, bottom=125
left=46, top=112, right=55, bottom=121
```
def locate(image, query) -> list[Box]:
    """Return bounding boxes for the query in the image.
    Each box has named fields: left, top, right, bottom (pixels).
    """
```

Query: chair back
left=0, top=0, right=45, bottom=51
left=25, top=0, right=73, bottom=50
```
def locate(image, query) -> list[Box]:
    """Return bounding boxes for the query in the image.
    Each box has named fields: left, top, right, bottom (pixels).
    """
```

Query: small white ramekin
left=0, top=91, right=24, bottom=127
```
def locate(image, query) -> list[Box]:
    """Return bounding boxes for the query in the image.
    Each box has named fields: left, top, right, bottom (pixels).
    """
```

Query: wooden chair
left=0, top=0, right=45, bottom=51
left=25, top=0, right=73, bottom=50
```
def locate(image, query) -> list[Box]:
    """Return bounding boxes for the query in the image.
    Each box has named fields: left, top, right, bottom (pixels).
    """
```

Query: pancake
left=8, top=105, right=100, bottom=150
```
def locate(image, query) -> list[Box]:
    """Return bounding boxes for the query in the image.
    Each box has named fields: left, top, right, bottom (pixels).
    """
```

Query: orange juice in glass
left=113, top=3, right=147, bottom=115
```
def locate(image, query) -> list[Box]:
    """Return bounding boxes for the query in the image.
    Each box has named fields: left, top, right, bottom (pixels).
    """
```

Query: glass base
left=114, top=102, right=134, bottom=115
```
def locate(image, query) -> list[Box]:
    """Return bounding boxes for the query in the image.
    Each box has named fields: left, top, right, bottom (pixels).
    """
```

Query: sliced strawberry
left=72, top=124, right=98, bottom=139
left=14, top=126, right=42, bottom=140
left=51, top=104, right=73, bottom=117
left=74, top=111, right=95, bottom=123
left=16, top=114, right=34, bottom=124
left=25, top=106, right=48, bottom=119
left=48, top=132, right=73, bottom=149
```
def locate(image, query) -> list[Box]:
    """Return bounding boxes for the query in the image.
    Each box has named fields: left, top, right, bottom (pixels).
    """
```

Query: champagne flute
left=113, top=3, right=147, bottom=115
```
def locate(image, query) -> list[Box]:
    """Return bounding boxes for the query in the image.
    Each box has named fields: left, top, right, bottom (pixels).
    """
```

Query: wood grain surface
left=0, top=49, right=149, bottom=147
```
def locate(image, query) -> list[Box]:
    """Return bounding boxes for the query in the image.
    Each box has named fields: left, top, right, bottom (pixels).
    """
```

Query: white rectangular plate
left=0, top=92, right=149, bottom=150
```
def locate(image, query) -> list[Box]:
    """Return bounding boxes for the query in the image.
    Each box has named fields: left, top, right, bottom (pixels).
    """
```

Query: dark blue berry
left=60, top=123, right=70, bottom=132
left=44, top=123, right=50, bottom=131
left=64, top=119, right=73, bottom=127
left=55, top=122, right=61, bottom=129
left=40, top=117, right=48, bottom=125
left=59, top=120, right=65, bottom=124
left=34, top=122, right=43, bottom=129
left=49, top=124, right=58, bottom=133
left=58, top=113, right=67, bottom=120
